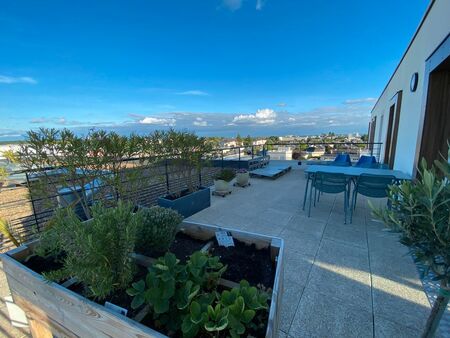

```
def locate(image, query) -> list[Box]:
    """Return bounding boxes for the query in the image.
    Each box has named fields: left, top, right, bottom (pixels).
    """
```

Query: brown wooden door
left=384, top=91, right=402, bottom=169
left=419, top=65, right=450, bottom=166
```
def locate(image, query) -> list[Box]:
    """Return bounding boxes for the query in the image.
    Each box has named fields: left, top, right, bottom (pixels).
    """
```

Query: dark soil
left=136, top=232, right=207, bottom=262
left=22, top=254, right=65, bottom=275
left=210, top=239, right=275, bottom=288
left=168, top=232, right=207, bottom=262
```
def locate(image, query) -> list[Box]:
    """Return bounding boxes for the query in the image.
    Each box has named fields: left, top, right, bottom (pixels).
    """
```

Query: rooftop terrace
left=187, top=163, right=443, bottom=337
left=0, top=161, right=447, bottom=337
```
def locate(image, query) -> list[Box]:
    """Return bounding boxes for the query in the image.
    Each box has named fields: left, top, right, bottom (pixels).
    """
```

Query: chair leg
left=344, top=189, right=348, bottom=224
left=314, top=187, right=317, bottom=207
left=353, top=192, right=358, bottom=210
left=302, top=176, right=310, bottom=211
left=308, top=180, right=313, bottom=217
left=350, top=190, right=356, bottom=224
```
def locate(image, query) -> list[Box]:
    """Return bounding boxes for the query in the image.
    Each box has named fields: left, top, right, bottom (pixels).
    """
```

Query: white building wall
left=371, top=0, right=450, bottom=175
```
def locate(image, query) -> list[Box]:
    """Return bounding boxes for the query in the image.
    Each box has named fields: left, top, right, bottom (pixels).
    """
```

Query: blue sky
left=0, top=0, right=429, bottom=139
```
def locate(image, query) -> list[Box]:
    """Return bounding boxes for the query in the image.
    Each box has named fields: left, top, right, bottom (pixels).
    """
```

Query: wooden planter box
left=1, top=221, right=284, bottom=338
left=158, top=187, right=211, bottom=218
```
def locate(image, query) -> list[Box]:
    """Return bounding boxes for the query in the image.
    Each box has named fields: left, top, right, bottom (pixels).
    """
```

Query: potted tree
left=153, top=129, right=213, bottom=217
left=235, top=168, right=250, bottom=187
left=17, top=128, right=152, bottom=220
left=213, top=168, right=236, bottom=196
left=372, top=155, right=450, bottom=338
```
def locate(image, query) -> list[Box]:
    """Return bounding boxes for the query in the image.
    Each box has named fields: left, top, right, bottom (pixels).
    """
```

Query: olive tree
left=372, top=155, right=450, bottom=338
left=148, top=129, right=213, bottom=196
left=17, top=128, right=151, bottom=220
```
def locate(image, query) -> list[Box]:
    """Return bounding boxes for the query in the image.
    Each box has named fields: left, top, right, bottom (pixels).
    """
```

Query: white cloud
left=193, top=120, right=208, bottom=127
left=193, top=117, right=209, bottom=127
left=343, top=97, right=377, bottom=105
left=232, top=108, right=277, bottom=125
left=30, top=117, right=49, bottom=124
left=140, top=117, right=176, bottom=126
left=277, top=102, right=287, bottom=107
left=177, top=90, right=209, bottom=96
left=222, top=0, right=242, bottom=11
left=30, top=117, right=83, bottom=126
left=0, top=75, right=37, bottom=84
left=256, top=0, right=265, bottom=10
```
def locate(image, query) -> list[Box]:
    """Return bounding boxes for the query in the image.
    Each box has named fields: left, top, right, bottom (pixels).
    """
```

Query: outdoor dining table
left=302, top=165, right=412, bottom=210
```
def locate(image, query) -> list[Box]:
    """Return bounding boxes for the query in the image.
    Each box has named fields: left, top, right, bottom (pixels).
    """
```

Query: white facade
left=370, top=0, right=450, bottom=175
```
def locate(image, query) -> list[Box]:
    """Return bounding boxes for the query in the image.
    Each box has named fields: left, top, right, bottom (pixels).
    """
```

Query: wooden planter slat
left=1, top=221, right=283, bottom=338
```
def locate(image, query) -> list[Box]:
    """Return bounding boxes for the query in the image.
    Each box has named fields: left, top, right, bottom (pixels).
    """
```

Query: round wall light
left=410, top=72, right=419, bottom=92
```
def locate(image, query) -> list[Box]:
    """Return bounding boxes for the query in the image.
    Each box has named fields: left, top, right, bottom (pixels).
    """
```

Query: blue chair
left=308, top=172, right=350, bottom=223
left=333, top=153, right=352, bottom=166
left=355, top=155, right=377, bottom=168
left=350, top=174, right=395, bottom=223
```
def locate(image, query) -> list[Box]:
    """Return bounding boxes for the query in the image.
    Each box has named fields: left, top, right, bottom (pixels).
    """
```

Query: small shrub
left=135, top=206, right=183, bottom=256
left=215, top=168, right=236, bottom=182
left=371, top=156, right=450, bottom=338
left=37, top=201, right=141, bottom=300
left=127, top=251, right=269, bottom=337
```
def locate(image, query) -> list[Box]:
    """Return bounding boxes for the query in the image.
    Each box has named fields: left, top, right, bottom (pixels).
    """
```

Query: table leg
left=302, top=174, right=310, bottom=211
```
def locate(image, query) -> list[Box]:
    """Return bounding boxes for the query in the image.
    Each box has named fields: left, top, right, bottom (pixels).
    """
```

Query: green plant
left=148, top=129, right=213, bottom=195
left=37, top=201, right=141, bottom=299
left=135, top=206, right=183, bottom=255
left=127, top=252, right=269, bottom=337
left=214, top=168, right=236, bottom=182
left=2, top=149, right=18, bottom=164
left=18, top=128, right=153, bottom=219
left=371, top=156, right=450, bottom=338
left=0, top=167, right=8, bottom=185
left=0, top=217, right=21, bottom=247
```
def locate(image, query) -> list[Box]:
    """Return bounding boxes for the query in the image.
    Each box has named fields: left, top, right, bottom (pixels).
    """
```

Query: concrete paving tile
left=284, top=214, right=326, bottom=238
left=302, top=204, right=332, bottom=222
left=323, top=222, right=367, bottom=249
left=366, top=216, right=387, bottom=233
left=289, top=288, right=373, bottom=338
left=277, top=330, right=288, bottom=338
left=372, top=274, right=430, bottom=332
left=367, top=230, right=409, bottom=257
left=374, top=315, right=421, bottom=338
left=306, top=239, right=372, bottom=310
left=243, top=222, right=284, bottom=237
left=316, top=238, right=369, bottom=269
left=279, top=229, right=321, bottom=256
left=370, top=250, right=423, bottom=293
left=283, top=251, right=314, bottom=287
left=258, top=208, right=294, bottom=228
left=279, top=280, right=304, bottom=333
left=306, top=264, right=372, bottom=312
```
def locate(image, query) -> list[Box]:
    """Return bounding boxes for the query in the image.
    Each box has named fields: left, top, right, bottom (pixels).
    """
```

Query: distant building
left=252, top=139, right=266, bottom=146
left=304, top=146, right=325, bottom=159
left=370, top=0, right=450, bottom=175
left=221, top=140, right=238, bottom=148
left=268, top=146, right=293, bottom=160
